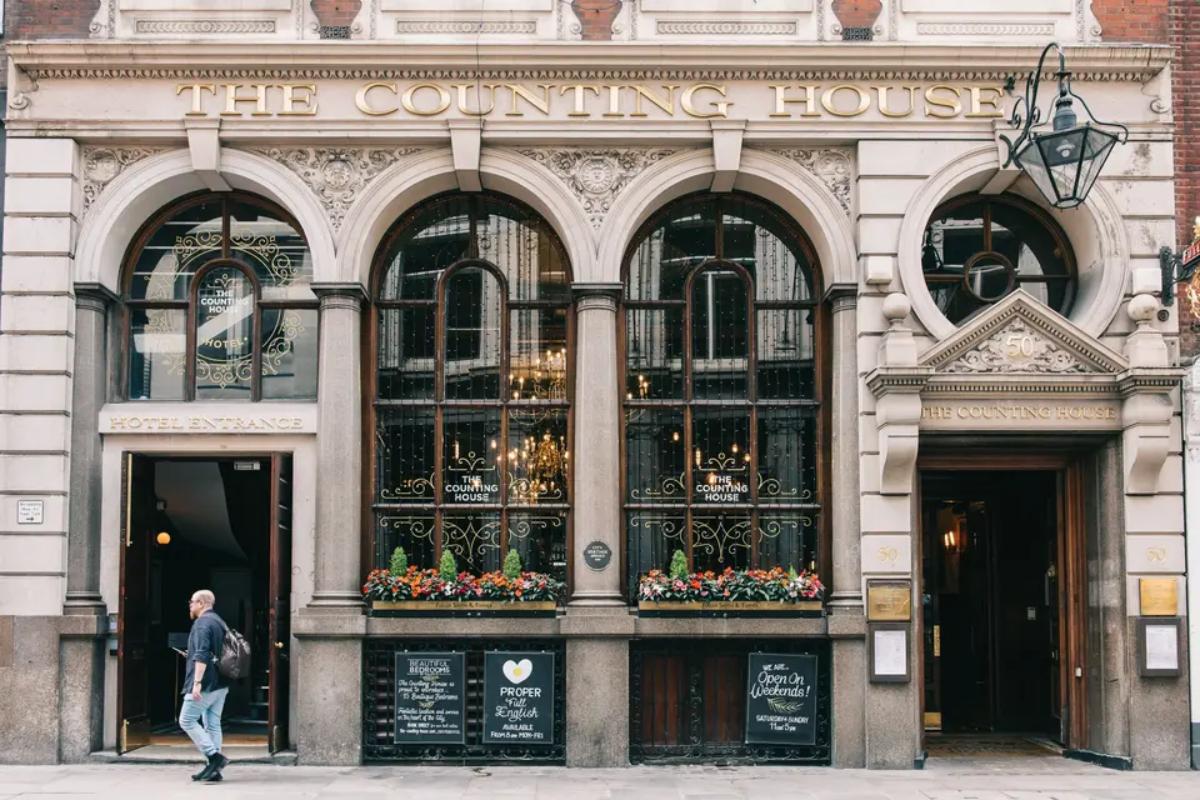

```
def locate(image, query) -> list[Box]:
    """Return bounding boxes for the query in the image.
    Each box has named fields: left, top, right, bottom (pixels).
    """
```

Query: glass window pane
left=626, top=307, right=683, bottom=400
left=375, top=513, right=435, bottom=571
left=692, top=513, right=752, bottom=572
left=261, top=308, right=317, bottom=399
left=478, top=201, right=569, bottom=303
left=757, top=513, right=818, bottom=573
left=626, top=199, right=716, bottom=302
left=721, top=196, right=814, bottom=303
left=376, top=408, right=436, bottom=504
left=626, top=408, right=686, bottom=504
left=228, top=200, right=314, bottom=301
left=377, top=306, right=436, bottom=400
left=691, top=269, right=749, bottom=400
left=444, top=267, right=502, bottom=400
left=627, top=511, right=686, bottom=588
left=443, top=512, right=502, bottom=575
left=508, top=511, right=567, bottom=581
left=442, top=409, right=502, bottom=505
left=378, top=198, right=471, bottom=301
left=128, top=307, right=186, bottom=400
left=757, top=309, right=814, bottom=400
left=128, top=198, right=223, bottom=300
left=194, top=266, right=254, bottom=400
left=757, top=409, right=818, bottom=505
left=507, top=409, right=569, bottom=506
left=692, top=408, right=752, bottom=506
left=509, top=308, right=568, bottom=402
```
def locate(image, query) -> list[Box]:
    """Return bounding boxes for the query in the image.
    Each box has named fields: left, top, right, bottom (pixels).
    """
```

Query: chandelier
left=509, top=431, right=569, bottom=504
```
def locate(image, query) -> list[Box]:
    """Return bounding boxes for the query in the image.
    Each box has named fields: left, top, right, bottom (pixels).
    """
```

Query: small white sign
left=873, top=629, right=907, bottom=676
left=17, top=499, right=44, bottom=525
left=1145, top=624, right=1179, bottom=671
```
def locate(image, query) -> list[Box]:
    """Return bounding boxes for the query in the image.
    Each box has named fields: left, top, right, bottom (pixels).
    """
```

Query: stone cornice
left=6, top=42, right=1171, bottom=83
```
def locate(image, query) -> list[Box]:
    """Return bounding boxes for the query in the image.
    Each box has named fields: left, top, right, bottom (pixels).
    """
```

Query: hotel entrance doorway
left=117, top=454, right=292, bottom=755
left=919, top=458, right=1086, bottom=754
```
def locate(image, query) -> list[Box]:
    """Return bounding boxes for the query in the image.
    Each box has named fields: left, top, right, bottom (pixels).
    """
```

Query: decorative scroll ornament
left=517, top=148, right=677, bottom=229
left=248, top=147, right=424, bottom=232
left=761, top=148, right=854, bottom=215
left=941, top=318, right=1088, bottom=375
left=82, top=146, right=167, bottom=215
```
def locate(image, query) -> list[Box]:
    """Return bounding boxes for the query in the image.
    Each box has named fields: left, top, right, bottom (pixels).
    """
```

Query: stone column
left=308, top=284, right=366, bottom=610
left=825, top=283, right=866, bottom=768
left=568, top=283, right=623, bottom=605
left=63, top=284, right=115, bottom=615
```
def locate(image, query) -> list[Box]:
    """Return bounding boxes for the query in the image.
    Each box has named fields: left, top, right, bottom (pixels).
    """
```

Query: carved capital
left=74, top=282, right=120, bottom=313
left=313, top=282, right=368, bottom=311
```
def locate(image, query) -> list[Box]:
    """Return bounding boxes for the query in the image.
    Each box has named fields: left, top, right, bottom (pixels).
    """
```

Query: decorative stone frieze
left=247, top=146, right=425, bottom=233
left=134, top=20, right=277, bottom=35
left=81, top=146, right=169, bottom=215
left=940, top=318, right=1088, bottom=375
left=656, top=21, right=798, bottom=36
left=517, top=148, right=677, bottom=229
left=760, top=148, right=854, bottom=215
left=396, top=20, right=537, bottom=34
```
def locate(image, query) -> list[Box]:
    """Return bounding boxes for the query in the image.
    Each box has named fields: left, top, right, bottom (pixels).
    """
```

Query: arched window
left=922, top=194, right=1075, bottom=324
left=371, top=193, right=572, bottom=579
left=123, top=193, right=317, bottom=400
left=623, top=194, right=822, bottom=592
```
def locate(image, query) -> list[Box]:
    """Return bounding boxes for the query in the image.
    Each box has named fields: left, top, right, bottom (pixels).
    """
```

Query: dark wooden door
left=267, top=454, right=293, bottom=753
left=117, top=453, right=154, bottom=754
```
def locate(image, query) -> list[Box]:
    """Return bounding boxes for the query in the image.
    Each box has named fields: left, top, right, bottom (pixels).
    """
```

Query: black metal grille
left=363, top=638, right=566, bottom=764
left=841, top=27, right=874, bottom=41
left=319, top=25, right=351, bottom=39
left=629, top=638, right=831, bottom=765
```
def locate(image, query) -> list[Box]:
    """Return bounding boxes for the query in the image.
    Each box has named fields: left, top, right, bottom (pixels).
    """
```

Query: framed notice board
left=744, top=652, right=818, bottom=746
left=393, top=651, right=466, bottom=744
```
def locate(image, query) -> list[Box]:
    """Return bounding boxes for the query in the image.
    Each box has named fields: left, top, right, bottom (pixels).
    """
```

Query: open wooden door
left=268, top=454, right=293, bottom=753
left=117, top=453, right=154, bottom=754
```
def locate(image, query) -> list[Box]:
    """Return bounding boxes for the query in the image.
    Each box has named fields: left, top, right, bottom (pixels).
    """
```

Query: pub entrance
left=919, top=458, right=1086, bottom=757
left=117, top=454, right=292, bottom=755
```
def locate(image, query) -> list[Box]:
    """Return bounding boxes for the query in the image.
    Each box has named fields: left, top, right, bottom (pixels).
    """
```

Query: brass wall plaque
left=1139, top=578, right=1178, bottom=617
left=867, top=580, right=911, bottom=621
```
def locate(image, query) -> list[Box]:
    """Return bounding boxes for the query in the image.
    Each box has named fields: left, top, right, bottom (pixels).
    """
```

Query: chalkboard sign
left=482, top=651, right=555, bottom=745
left=393, top=651, right=465, bottom=744
left=745, top=652, right=818, bottom=745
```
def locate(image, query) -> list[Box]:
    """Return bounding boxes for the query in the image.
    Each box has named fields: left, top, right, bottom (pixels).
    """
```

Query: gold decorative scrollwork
left=692, top=517, right=753, bottom=563
left=231, top=233, right=297, bottom=287
left=261, top=309, right=306, bottom=375
left=378, top=516, right=436, bottom=543
left=442, top=517, right=502, bottom=562
left=630, top=472, right=686, bottom=501
left=380, top=472, right=435, bottom=502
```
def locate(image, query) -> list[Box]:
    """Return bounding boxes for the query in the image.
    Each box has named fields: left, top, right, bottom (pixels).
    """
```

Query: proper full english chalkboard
left=482, top=651, right=555, bottom=745
left=744, top=652, right=818, bottom=745
left=393, top=651, right=466, bottom=744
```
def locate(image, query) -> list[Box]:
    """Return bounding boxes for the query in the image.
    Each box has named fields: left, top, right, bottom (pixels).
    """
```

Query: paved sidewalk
left=0, top=760, right=1197, bottom=800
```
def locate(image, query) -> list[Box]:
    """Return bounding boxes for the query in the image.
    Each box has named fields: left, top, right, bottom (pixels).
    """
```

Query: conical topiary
left=389, top=546, right=408, bottom=575
left=439, top=549, right=457, bottom=582
left=503, top=548, right=522, bottom=580
left=669, top=549, right=689, bottom=580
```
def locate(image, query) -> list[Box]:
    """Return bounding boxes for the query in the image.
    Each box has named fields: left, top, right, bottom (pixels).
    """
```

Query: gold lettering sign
left=177, top=81, right=1006, bottom=121
left=921, top=403, right=1120, bottom=424
left=106, top=415, right=307, bottom=433
left=867, top=580, right=912, bottom=622
left=1139, top=578, right=1178, bottom=617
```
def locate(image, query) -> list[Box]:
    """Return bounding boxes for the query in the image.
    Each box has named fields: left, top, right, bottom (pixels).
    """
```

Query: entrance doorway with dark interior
left=117, top=454, right=292, bottom=757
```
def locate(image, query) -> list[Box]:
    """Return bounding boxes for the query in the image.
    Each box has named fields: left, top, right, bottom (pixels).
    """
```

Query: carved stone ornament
left=247, top=147, right=424, bottom=233
left=517, top=147, right=677, bottom=229
left=82, top=146, right=169, bottom=215
left=941, top=317, right=1086, bottom=374
left=761, top=148, right=854, bottom=215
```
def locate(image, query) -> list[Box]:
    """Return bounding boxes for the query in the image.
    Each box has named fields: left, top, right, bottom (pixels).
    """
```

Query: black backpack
left=217, top=622, right=252, bottom=680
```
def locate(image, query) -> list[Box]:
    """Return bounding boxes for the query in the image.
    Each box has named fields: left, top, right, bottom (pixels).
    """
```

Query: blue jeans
left=178, top=687, right=228, bottom=757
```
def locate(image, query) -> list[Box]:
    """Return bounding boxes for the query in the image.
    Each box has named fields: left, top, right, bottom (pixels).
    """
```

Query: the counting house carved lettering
left=921, top=402, right=1120, bottom=426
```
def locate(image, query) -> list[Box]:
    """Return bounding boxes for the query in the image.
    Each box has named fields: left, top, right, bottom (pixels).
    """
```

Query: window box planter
left=368, top=598, right=558, bottom=617
left=363, top=567, right=564, bottom=617
left=636, top=599, right=823, bottom=617
left=636, top=567, right=825, bottom=617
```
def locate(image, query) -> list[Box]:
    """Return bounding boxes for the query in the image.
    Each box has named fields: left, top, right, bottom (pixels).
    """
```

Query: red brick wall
left=1169, top=0, right=1200, bottom=354
left=1092, top=0, right=1170, bottom=42
left=5, top=0, right=101, bottom=39
left=572, top=0, right=622, bottom=41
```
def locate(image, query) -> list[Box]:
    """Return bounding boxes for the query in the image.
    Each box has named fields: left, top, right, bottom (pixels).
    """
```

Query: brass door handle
left=274, top=641, right=284, bottom=649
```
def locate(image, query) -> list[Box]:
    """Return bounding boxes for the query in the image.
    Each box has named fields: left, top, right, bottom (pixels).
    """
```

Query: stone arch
left=594, top=149, right=857, bottom=291
left=337, top=148, right=595, bottom=288
left=897, top=145, right=1130, bottom=341
left=75, top=148, right=337, bottom=292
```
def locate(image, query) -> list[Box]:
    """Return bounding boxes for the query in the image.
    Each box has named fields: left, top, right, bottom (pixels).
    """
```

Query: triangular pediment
left=919, top=291, right=1128, bottom=376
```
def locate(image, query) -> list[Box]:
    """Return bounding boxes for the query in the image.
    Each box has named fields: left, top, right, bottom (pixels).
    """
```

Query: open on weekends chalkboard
left=393, top=651, right=466, bottom=744
left=744, top=652, right=818, bottom=746
left=482, top=651, right=555, bottom=745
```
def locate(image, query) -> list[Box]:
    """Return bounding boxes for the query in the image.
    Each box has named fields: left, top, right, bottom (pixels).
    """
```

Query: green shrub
left=503, top=548, right=522, bottom=580
left=669, top=549, right=689, bottom=580
left=389, top=547, right=408, bottom=575
left=438, top=549, right=457, bottom=582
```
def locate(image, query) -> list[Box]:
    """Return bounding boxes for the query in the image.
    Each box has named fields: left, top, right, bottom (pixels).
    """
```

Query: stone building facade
left=0, top=0, right=1193, bottom=771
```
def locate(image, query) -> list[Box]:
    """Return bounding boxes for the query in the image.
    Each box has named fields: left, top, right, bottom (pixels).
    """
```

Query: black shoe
left=201, top=772, right=223, bottom=783
left=191, top=763, right=209, bottom=781
left=193, top=752, right=228, bottom=782
left=211, top=752, right=230, bottom=772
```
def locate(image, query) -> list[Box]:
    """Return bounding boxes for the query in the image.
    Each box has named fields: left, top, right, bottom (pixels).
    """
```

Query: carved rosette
left=761, top=148, right=854, bottom=215
left=248, top=147, right=424, bottom=233
left=82, top=146, right=169, bottom=215
left=517, top=147, right=677, bottom=229
left=941, top=318, right=1088, bottom=375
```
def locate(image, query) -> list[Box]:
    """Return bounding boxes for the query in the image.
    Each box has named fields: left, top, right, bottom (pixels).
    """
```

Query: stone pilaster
left=568, top=283, right=623, bottom=606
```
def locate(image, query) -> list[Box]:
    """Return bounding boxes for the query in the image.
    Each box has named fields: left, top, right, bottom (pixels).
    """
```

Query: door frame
left=916, top=452, right=1088, bottom=750
left=116, top=450, right=294, bottom=753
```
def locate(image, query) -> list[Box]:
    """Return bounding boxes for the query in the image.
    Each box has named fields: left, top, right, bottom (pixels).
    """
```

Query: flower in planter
left=637, top=564, right=824, bottom=603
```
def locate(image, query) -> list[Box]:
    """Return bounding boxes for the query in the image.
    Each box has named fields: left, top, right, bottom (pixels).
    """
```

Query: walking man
left=180, top=589, right=230, bottom=783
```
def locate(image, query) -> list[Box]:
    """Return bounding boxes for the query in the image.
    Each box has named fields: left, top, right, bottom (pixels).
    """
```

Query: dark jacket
left=183, top=610, right=228, bottom=695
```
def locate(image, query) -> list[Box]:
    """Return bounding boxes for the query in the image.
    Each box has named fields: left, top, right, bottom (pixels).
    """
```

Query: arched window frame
left=922, top=193, right=1077, bottom=324
left=119, top=192, right=317, bottom=401
left=367, top=192, right=575, bottom=579
left=619, top=193, right=828, bottom=595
